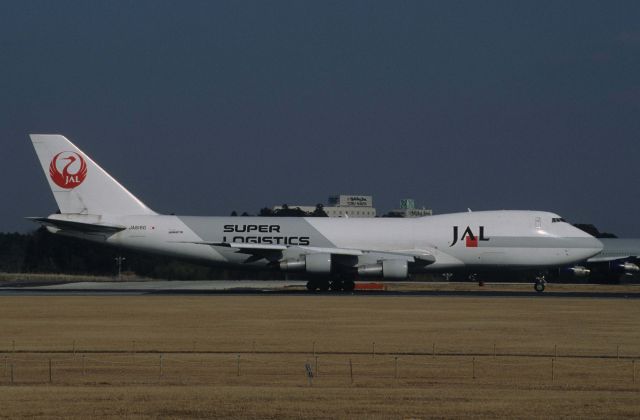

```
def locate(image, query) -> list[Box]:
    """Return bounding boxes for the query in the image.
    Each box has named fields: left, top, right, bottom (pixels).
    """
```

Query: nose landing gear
left=534, top=274, right=546, bottom=292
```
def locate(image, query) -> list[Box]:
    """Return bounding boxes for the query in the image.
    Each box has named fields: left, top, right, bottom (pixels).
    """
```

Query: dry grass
left=0, top=271, right=143, bottom=283
left=1, top=383, right=638, bottom=419
left=387, top=281, right=640, bottom=294
left=0, top=296, right=639, bottom=418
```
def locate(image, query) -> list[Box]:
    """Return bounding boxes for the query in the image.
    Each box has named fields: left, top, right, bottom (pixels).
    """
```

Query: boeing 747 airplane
left=28, top=134, right=603, bottom=292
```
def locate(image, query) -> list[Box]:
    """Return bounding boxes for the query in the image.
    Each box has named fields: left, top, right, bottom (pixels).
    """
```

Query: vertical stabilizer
left=30, top=134, right=156, bottom=216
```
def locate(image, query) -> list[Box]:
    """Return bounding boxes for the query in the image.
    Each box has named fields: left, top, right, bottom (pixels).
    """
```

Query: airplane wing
left=184, top=241, right=436, bottom=265
left=587, top=238, right=640, bottom=262
left=587, top=256, right=631, bottom=263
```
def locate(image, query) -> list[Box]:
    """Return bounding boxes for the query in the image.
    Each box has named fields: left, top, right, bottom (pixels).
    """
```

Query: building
left=273, top=194, right=377, bottom=218
left=325, top=195, right=376, bottom=217
left=387, top=198, right=433, bottom=218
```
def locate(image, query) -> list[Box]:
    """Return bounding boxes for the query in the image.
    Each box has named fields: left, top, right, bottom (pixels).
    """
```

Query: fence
left=1, top=350, right=637, bottom=387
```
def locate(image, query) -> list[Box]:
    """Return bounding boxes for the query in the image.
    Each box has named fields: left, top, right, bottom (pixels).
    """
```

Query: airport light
left=115, top=256, right=126, bottom=281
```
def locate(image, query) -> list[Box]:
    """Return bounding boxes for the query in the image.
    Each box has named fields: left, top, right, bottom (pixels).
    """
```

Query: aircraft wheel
left=330, top=279, right=344, bottom=291
left=534, top=281, right=545, bottom=293
left=343, top=280, right=355, bottom=291
left=318, top=280, right=330, bottom=292
left=306, top=280, right=318, bottom=291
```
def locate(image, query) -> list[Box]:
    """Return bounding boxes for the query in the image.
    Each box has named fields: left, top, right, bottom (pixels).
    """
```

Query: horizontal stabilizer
left=27, top=217, right=126, bottom=233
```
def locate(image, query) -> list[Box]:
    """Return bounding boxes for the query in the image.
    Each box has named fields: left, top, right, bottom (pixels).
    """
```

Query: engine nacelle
left=305, top=253, right=332, bottom=274
left=383, top=260, right=408, bottom=279
left=612, top=261, right=640, bottom=273
left=279, top=259, right=305, bottom=271
left=566, top=266, right=591, bottom=277
left=357, top=264, right=383, bottom=277
left=279, top=253, right=332, bottom=274
left=357, top=259, right=409, bottom=280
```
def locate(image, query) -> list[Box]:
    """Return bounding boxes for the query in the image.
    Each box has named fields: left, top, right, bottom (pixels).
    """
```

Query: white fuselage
left=48, top=210, right=603, bottom=272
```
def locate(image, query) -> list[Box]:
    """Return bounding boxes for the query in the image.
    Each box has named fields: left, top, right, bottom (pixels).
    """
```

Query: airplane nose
left=580, top=237, right=603, bottom=259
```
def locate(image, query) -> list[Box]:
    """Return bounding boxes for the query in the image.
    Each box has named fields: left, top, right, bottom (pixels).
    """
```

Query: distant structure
left=386, top=199, right=432, bottom=218
left=273, top=194, right=376, bottom=218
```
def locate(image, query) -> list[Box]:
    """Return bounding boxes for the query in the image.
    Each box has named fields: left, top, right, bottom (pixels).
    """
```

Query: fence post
left=315, top=356, right=319, bottom=377
left=472, top=357, right=476, bottom=380
left=49, top=359, right=52, bottom=383
left=82, top=355, right=86, bottom=376
left=237, top=355, right=241, bottom=377
left=551, top=358, right=555, bottom=382
left=305, top=362, right=313, bottom=386
left=349, top=358, right=353, bottom=384
left=10, top=364, right=14, bottom=384
left=554, top=344, right=557, bottom=359
left=159, top=354, right=163, bottom=377
left=394, top=356, right=398, bottom=380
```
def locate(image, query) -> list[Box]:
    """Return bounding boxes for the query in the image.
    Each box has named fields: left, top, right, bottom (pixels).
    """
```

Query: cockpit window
left=552, top=217, right=567, bottom=223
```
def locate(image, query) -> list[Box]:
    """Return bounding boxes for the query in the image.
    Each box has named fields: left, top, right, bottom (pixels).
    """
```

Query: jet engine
left=565, top=266, right=591, bottom=277
left=279, top=253, right=332, bottom=274
left=357, top=259, right=408, bottom=279
left=611, top=261, right=640, bottom=273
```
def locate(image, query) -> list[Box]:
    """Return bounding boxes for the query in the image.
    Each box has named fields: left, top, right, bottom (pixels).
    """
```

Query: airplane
left=28, top=134, right=603, bottom=292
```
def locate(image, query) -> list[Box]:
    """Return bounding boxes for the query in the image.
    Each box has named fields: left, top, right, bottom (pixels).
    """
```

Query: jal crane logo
left=49, top=151, right=87, bottom=189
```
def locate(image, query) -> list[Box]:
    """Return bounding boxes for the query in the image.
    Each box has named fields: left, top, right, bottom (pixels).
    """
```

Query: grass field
left=1, top=295, right=639, bottom=418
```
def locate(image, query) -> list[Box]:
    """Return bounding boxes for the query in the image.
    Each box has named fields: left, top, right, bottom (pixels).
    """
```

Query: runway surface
left=0, top=280, right=639, bottom=298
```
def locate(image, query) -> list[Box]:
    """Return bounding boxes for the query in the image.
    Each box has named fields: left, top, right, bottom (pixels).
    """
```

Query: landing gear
left=343, top=279, right=355, bottom=291
left=306, top=279, right=330, bottom=292
left=306, top=278, right=355, bottom=292
left=468, top=273, right=484, bottom=287
left=534, top=274, right=546, bottom=293
left=330, top=279, right=344, bottom=291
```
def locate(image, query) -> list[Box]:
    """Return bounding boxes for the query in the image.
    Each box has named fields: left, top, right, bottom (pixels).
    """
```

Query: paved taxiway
left=0, top=280, right=639, bottom=298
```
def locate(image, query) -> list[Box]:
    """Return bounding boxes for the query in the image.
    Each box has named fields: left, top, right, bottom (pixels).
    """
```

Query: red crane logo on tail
left=49, top=152, right=87, bottom=189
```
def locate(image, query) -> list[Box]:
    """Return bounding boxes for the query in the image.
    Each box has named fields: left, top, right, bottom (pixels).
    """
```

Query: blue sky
left=2, top=1, right=640, bottom=235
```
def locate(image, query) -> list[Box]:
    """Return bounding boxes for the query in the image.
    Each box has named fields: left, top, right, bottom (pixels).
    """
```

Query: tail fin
left=30, top=134, right=156, bottom=216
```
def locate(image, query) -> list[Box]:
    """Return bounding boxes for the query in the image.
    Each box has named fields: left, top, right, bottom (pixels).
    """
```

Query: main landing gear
left=306, top=278, right=356, bottom=292
left=534, top=274, right=546, bottom=293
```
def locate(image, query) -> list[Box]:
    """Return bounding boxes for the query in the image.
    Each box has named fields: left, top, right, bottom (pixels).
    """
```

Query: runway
left=0, top=280, right=639, bottom=298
